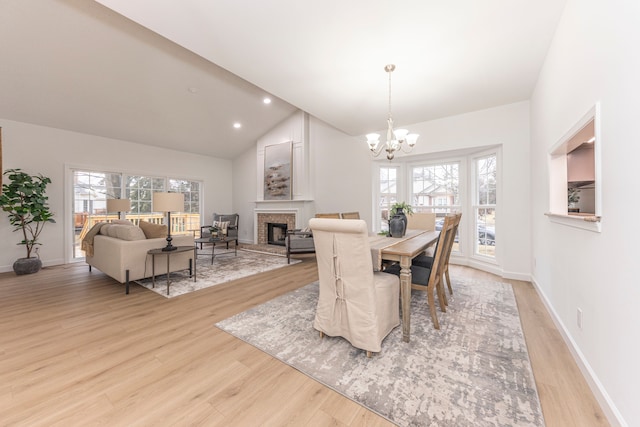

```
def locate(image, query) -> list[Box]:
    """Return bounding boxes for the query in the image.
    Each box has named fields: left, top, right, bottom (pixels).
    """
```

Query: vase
left=13, top=257, right=42, bottom=275
left=389, top=211, right=407, bottom=238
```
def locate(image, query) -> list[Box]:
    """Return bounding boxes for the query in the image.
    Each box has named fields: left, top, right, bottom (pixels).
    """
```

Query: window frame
left=372, top=146, right=502, bottom=269
left=66, top=166, right=203, bottom=263
left=471, top=151, right=499, bottom=262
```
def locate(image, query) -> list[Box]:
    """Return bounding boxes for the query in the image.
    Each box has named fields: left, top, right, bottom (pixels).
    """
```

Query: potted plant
left=0, top=169, right=56, bottom=274
left=391, top=201, right=414, bottom=216
left=389, top=202, right=413, bottom=237
left=568, top=188, right=580, bottom=213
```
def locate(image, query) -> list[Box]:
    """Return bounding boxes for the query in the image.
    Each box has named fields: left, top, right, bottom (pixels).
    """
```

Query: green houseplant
left=0, top=169, right=56, bottom=274
left=391, top=201, right=414, bottom=216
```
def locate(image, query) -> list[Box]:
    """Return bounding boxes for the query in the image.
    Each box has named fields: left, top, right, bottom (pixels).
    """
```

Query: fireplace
left=256, top=212, right=296, bottom=245
left=267, top=223, right=288, bottom=246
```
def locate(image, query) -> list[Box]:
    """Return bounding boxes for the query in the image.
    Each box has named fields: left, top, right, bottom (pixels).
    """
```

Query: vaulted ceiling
left=0, top=0, right=567, bottom=159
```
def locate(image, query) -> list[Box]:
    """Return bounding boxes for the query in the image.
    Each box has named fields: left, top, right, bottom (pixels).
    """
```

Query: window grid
left=474, top=154, right=497, bottom=258
left=72, top=169, right=202, bottom=261
left=379, top=166, right=398, bottom=231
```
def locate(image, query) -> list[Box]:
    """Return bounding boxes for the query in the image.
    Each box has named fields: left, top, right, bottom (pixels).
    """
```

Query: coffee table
left=195, top=236, right=238, bottom=264
left=147, top=246, right=196, bottom=295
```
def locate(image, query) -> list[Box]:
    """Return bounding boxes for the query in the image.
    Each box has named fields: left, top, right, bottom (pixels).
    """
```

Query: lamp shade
left=106, top=198, right=131, bottom=213
left=152, top=192, right=184, bottom=212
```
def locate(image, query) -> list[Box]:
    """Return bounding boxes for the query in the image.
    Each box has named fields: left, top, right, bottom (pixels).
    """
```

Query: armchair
left=286, top=228, right=315, bottom=264
left=200, top=213, right=239, bottom=239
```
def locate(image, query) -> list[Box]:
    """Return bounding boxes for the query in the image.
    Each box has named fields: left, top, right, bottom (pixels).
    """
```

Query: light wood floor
left=0, top=256, right=609, bottom=426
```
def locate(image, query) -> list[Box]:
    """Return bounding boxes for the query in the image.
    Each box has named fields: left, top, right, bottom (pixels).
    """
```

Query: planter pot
left=389, top=214, right=407, bottom=237
left=13, top=257, right=42, bottom=275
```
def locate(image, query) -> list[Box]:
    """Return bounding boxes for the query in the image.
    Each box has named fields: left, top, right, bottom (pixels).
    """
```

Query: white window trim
left=470, top=149, right=500, bottom=265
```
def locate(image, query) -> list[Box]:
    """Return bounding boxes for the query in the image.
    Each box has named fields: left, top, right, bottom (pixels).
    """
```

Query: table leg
left=166, top=253, right=171, bottom=295
left=193, top=248, right=197, bottom=282
left=151, top=254, right=156, bottom=288
left=400, top=255, right=412, bottom=342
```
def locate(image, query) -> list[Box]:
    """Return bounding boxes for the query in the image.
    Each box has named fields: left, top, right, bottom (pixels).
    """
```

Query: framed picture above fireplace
left=264, top=141, right=292, bottom=200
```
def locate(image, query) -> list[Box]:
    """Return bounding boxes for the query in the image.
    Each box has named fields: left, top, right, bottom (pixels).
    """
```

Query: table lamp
left=106, top=198, right=131, bottom=220
left=152, top=192, right=184, bottom=251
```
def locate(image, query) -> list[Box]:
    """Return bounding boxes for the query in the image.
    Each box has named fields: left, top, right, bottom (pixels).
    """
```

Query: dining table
left=369, top=229, right=440, bottom=342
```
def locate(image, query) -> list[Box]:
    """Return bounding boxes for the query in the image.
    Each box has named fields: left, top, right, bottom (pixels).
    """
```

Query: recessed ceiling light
left=188, top=87, right=198, bottom=93
left=233, top=122, right=242, bottom=129
left=263, top=97, right=272, bottom=104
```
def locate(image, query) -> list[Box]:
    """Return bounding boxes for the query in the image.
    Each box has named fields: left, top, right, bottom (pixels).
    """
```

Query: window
left=411, top=162, right=461, bottom=251
left=474, top=154, right=497, bottom=258
left=72, top=170, right=122, bottom=258
left=169, top=179, right=201, bottom=233
left=373, top=146, right=501, bottom=268
left=71, top=169, right=202, bottom=261
left=378, top=166, right=399, bottom=231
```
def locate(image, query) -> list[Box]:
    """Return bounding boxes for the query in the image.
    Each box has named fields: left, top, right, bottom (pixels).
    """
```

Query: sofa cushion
left=139, top=220, right=168, bottom=239
left=100, top=224, right=146, bottom=241
left=112, top=219, right=134, bottom=226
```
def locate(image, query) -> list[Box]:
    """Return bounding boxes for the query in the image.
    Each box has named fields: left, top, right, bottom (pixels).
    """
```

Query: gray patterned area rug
left=136, top=249, right=300, bottom=298
left=216, top=278, right=545, bottom=427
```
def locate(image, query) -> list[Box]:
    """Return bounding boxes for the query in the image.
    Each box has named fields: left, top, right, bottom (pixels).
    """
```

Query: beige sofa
left=84, top=222, right=194, bottom=294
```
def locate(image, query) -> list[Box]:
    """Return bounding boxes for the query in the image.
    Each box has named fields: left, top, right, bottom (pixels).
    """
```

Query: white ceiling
left=0, top=0, right=567, bottom=159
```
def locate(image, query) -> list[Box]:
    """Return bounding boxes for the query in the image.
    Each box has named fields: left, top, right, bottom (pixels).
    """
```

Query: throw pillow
left=212, top=220, right=230, bottom=235
left=100, top=224, right=146, bottom=241
left=139, top=220, right=168, bottom=239
left=112, top=219, right=134, bottom=226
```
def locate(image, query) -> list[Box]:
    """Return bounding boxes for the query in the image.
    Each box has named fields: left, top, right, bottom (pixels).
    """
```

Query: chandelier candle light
left=366, top=64, right=419, bottom=160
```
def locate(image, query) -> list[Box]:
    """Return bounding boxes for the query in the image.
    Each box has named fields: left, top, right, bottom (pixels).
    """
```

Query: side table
left=147, top=246, right=196, bottom=295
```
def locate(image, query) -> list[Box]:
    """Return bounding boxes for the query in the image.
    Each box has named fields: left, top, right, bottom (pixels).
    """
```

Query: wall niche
left=547, top=103, right=601, bottom=232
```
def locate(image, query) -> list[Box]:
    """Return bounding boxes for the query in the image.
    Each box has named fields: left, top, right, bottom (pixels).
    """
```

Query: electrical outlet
left=577, top=308, right=583, bottom=330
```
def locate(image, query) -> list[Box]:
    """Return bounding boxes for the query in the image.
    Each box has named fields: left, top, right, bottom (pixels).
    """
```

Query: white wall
left=0, top=118, right=232, bottom=272
left=530, top=1, right=640, bottom=425
left=308, top=116, right=372, bottom=225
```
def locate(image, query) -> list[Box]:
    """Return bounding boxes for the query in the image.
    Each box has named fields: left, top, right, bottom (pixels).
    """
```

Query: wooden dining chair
left=406, top=212, right=436, bottom=231
left=340, top=212, right=360, bottom=219
left=413, top=212, right=461, bottom=298
left=315, top=213, right=341, bottom=219
left=385, top=214, right=457, bottom=329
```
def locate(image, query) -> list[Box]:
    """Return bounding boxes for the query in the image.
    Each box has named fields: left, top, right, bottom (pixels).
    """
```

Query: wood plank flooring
left=0, top=256, right=609, bottom=426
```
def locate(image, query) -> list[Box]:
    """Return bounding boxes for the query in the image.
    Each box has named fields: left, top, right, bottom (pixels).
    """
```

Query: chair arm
left=287, top=229, right=313, bottom=237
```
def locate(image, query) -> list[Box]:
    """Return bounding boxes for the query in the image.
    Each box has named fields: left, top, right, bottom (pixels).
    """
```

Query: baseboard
left=451, top=258, right=530, bottom=282
left=530, top=275, right=627, bottom=427
left=0, top=258, right=66, bottom=274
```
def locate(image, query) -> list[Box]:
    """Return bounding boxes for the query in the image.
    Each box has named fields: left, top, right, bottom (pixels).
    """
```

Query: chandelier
left=366, top=64, right=419, bottom=160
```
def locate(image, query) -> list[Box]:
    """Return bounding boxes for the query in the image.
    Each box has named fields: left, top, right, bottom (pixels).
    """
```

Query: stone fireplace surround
left=256, top=212, right=296, bottom=245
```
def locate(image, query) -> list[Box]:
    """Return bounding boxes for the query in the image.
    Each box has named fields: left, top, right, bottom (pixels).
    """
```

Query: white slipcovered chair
left=309, top=218, right=400, bottom=357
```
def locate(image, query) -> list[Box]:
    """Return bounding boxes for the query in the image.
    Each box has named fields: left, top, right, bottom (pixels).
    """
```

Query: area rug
left=216, top=278, right=545, bottom=427
left=136, top=249, right=300, bottom=298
